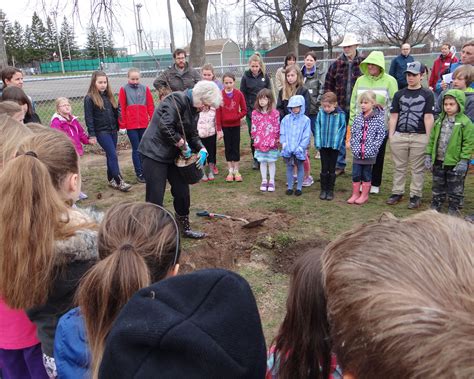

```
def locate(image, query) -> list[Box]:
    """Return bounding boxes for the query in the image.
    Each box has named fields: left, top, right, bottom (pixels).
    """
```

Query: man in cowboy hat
left=324, top=33, right=365, bottom=176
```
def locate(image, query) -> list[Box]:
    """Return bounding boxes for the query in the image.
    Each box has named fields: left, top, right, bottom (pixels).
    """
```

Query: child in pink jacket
left=251, top=89, right=280, bottom=192
left=51, top=97, right=94, bottom=199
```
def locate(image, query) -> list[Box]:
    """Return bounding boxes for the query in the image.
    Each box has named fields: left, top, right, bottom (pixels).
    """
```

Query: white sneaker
left=370, top=186, right=380, bottom=194
left=260, top=181, right=268, bottom=191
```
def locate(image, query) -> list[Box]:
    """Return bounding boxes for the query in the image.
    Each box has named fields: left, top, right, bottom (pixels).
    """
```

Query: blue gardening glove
left=181, top=143, right=192, bottom=159
left=424, top=155, right=433, bottom=171
left=196, top=148, right=208, bottom=169
left=453, top=159, right=468, bottom=175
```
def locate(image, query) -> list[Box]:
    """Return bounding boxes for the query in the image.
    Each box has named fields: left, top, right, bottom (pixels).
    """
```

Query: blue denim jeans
left=352, top=163, right=372, bottom=183
left=96, top=131, right=120, bottom=182
left=127, top=128, right=146, bottom=176
left=336, top=111, right=349, bottom=169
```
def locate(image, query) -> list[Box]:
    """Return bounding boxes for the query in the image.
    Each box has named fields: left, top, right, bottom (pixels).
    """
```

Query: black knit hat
left=99, top=269, right=267, bottom=378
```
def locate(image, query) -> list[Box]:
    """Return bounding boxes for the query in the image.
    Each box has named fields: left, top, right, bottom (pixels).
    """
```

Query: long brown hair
left=282, top=65, right=304, bottom=101
left=1, top=86, right=34, bottom=117
left=0, top=115, right=32, bottom=166
left=271, top=249, right=332, bottom=379
left=86, top=70, right=117, bottom=109
left=76, top=201, right=180, bottom=378
left=0, top=130, right=87, bottom=309
left=254, top=88, right=275, bottom=113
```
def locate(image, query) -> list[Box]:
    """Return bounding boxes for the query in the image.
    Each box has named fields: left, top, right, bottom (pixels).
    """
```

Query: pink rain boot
left=347, top=182, right=361, bottom=204
left=355, top=182, right=371, bottom=205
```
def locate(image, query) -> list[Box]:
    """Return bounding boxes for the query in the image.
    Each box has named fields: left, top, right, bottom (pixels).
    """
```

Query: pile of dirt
left=271, top=238, right=328, bottom=274
left=180, top=210, right=294, bottom=273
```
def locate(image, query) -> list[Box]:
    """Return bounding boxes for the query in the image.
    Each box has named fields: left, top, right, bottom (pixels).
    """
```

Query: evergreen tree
left=98, top=27, right=116, bottom=58
left=3, top=19, right=25, bottom=65
left=23, top=25, right=36, bottom=63
left=44, top=16, right=58, bottom=58
left=59, top=17, right=79, bottom=59
left=85, top=25, right=100, bottom=59
left=29, top=12, right=48, bottom=60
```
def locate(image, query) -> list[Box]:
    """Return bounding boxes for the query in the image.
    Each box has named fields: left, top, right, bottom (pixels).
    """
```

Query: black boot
left=175, top=214, right=206, bottom=239
left=319, top=173, right=328, bottom=200
left=326, top=173, right=336, bottom=201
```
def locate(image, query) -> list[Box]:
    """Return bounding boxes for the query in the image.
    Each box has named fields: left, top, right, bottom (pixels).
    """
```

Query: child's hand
left=89, top=137, right=97, bottom=145
left=217, top=131, right=223, bottom=140
left=453, top=159, right=468, bottom=175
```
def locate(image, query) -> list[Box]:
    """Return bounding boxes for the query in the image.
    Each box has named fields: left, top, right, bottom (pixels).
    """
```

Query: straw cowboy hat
left=339, top=33, right=360, bottom=47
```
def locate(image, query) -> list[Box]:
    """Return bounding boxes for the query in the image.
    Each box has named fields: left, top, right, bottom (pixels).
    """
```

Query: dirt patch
left=180, top=210, right=294, bottom=273
left=271, top=238, right=328, bottom=274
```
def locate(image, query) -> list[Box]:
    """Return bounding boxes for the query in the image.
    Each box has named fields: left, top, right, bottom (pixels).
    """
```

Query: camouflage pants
left=431, top=162, right=465, bottom=210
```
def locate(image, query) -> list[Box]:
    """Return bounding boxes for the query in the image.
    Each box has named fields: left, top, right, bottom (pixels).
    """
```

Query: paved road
left=24, top=73, right=159, bottom=102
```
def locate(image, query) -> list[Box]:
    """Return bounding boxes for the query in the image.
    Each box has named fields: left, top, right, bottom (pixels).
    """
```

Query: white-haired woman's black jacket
left=139, top=91, right=204, bottom=164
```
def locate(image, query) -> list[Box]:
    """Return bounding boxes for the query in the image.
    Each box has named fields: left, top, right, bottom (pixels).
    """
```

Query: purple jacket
left=50, top=113, right=90, bottom=156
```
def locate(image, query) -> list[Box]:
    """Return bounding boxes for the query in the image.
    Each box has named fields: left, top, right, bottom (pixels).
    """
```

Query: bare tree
left=367, top=0, right=472, bottom=46
left=268, top=23, right=285, bottom=47
left=249, top=0, right=322, bottom=56
left=307, top=0, right=352, bottom=57
left=177, top=0, right=209, bottom=67
left=206, top=2, right=229, bottom=40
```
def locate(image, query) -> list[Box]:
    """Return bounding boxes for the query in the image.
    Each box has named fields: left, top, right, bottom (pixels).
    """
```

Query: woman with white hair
left=139, top=80, right=222, bottom=238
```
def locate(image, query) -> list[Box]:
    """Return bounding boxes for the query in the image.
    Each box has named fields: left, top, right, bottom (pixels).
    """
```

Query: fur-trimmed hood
left=55, top=207, right=102, bottom=263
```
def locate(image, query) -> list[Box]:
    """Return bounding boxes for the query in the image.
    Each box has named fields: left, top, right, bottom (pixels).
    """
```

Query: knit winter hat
left=99, top=269, right=267, bottom=378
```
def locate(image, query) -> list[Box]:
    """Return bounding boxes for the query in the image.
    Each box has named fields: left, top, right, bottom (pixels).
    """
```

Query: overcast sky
left=2, top=0, right=199, bottom=53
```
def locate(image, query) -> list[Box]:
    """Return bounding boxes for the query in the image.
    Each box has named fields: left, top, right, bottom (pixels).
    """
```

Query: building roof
left=184, top=39, right=239, bottom=54
left=267, top=39, right=324, bottom=52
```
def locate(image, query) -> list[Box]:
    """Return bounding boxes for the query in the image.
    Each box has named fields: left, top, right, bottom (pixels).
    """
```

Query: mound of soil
left=180, top=210, right=294, bottom=273
left=271, top=238, right=328, bottom=274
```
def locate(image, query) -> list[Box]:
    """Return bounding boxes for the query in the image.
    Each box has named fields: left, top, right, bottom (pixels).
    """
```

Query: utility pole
left=242, top=0, right=246, bottom=65
left=51, top=10, right=65, bottom=74
left=134, top=2, right=144, bottom=51
left=167, top=0, right=175, bottom=52
left=0, top=9, right=8, bottom=69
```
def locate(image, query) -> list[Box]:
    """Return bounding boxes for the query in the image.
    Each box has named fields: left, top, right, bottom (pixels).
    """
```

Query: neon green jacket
left=349, top=51, right=398, bottom=127
left=426, top=89, right=474, bottom=166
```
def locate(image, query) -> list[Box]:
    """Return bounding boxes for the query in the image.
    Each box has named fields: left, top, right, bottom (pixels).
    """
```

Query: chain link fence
left=24, top=53, right=439, bottom=135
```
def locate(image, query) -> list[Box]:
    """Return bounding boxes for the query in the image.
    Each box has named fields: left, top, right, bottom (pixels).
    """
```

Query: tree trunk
left=189, top=13, right=207, bottom=67
left=286, top=27, right=301, bottom=57
left=177, top=0, right=209, bottom=68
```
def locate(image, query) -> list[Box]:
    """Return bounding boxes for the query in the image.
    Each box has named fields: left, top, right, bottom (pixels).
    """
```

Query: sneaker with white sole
left=117, top=178, right=132, bottom=192
left=207, top=170, right=214, bottom=181
left=302, top=175, right=314, bottom=187
left=260, top=181, right=268, bottom=191
left=267, top=182, right=275, bottom=192
left=370, top=186, right=380, bottom=194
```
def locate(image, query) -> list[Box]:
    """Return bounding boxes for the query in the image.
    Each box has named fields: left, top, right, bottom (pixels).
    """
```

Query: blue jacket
left=280, top=95, right=311, bottom=161
left=54, top=307, right=90, bottom=379
left=435, top=62, right=474, bottom=92
left=314, top=107, right=346, bottom=150
left=389, top=54, right=414, bottom=89
left=350, top=107, right=386, bottom=160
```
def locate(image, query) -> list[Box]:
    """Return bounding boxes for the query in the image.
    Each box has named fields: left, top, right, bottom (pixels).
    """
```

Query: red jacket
left=118, top=83, right=155, bottom=130
left=429, top=53, right=458, bottom=89
left=216, top=89, right=247, bottom=131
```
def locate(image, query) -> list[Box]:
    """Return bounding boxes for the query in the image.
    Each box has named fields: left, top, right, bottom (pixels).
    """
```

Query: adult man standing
left=387, top=61, right=435, bottom=209
left=389, top=43, right=414, bottom=90
left=153, top=48, right=201, bottom=98
left=324, top=33, right=364, bottom=176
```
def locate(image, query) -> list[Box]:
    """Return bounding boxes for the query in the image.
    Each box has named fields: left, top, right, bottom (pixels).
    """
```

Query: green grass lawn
left=78, top=127, right=474, bottom=344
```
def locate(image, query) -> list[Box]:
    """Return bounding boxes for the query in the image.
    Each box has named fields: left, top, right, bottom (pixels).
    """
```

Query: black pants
left=371, top=134, right=388, bottom=187
left=142, top=156, right=190, bottom=216
left=222, top=126, right=241, bottom=162
left=201, top=134, right=217, bottom=164
left=432, top=161, right=464, bottom=209
left=320, top=148, right=339, bottom=174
